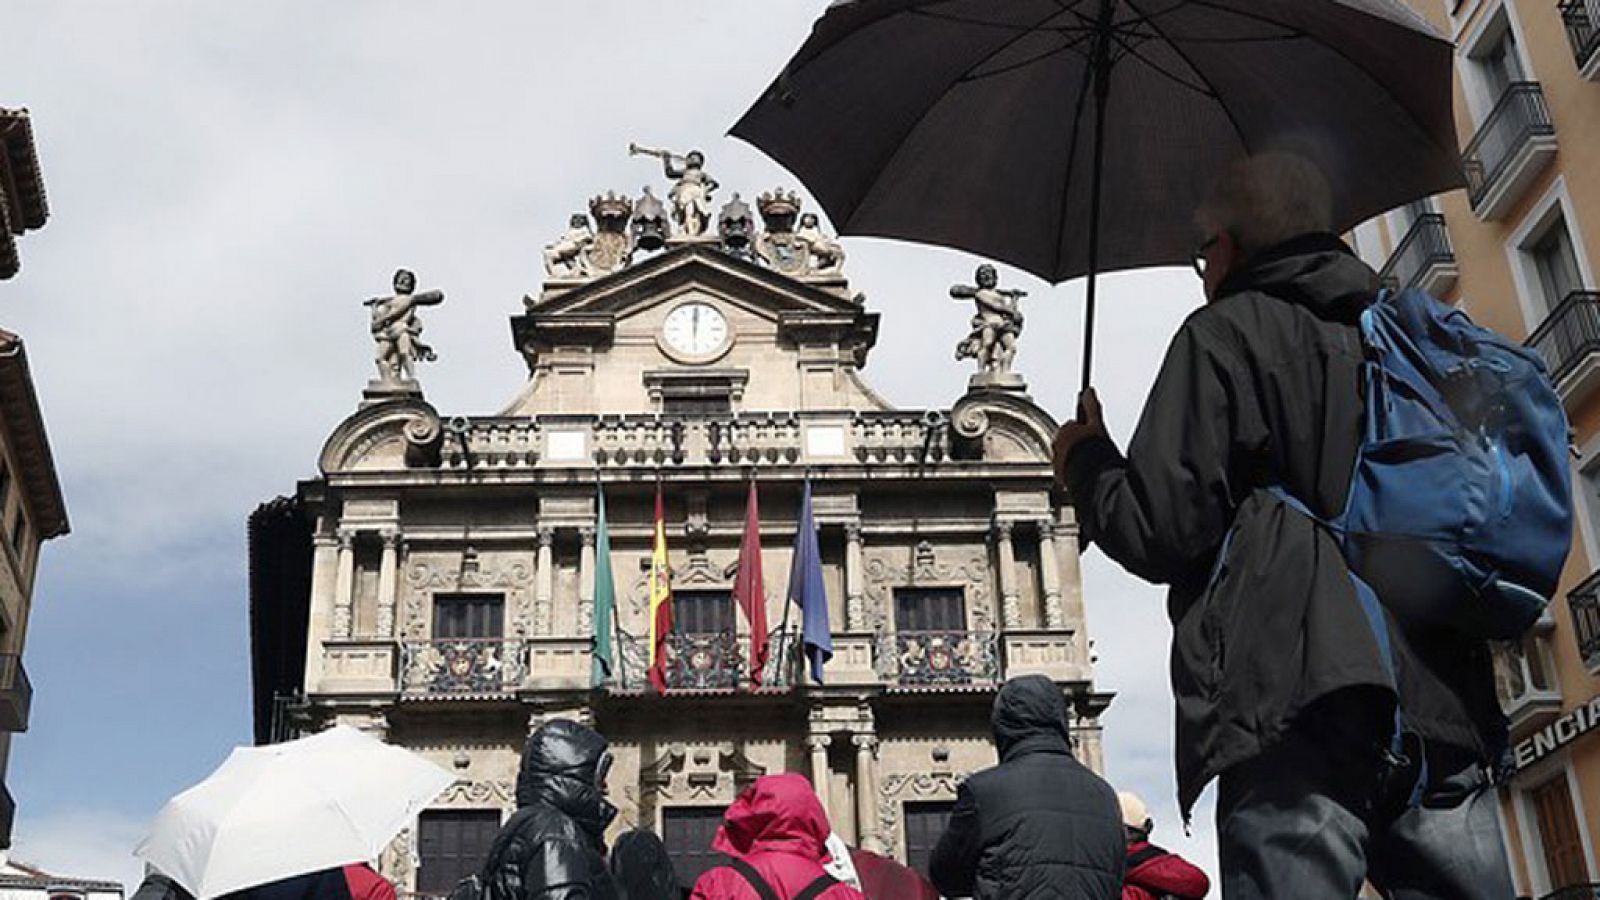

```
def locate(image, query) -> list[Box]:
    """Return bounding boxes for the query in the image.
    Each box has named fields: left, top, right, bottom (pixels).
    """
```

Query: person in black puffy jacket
left=928, top=675, right=1124, bottom=899
left=480, top=718, right=619, bottom=900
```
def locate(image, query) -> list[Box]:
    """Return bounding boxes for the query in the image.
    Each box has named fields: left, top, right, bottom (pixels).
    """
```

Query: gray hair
left=1196, top=152, right=1334, bottom=258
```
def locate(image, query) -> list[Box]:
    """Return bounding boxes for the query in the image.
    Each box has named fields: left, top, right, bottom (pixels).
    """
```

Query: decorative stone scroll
left=876, top=770, right=969, bottom=857
left=402, top=555, right=534, bottom=639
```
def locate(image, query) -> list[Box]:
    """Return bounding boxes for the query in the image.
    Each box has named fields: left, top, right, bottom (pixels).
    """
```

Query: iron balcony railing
left=1569, top=571, right=1600, bottom=670
left=1378, top=213, right=1454, bottom=292
left=1463, top=82, right=1556, bottom=209
left=887, top=629, right=1001, bottom=687
left=0, top=655, right=31, bottom=733
left=1562, top=0, right=1600, bottom=72
left=611, top=630, right=797, bottom=693
left=1541, top=883, right=1600, bottom=900
left=1525, top=290, right=1600, bottom=385
left=401, top=638, right=527, bottom=696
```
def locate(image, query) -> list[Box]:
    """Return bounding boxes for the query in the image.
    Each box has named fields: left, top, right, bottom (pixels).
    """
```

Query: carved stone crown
left=757, top=188, right=801, bottom=231
left=589, top=192, right=634, bottom=232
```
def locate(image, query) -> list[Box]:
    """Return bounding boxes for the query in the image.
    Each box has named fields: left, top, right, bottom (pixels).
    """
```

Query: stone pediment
left=513, top=243, right=873, bottom=351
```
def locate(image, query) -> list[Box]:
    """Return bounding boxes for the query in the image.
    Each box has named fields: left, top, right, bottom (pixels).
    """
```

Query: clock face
left=662, top=301, right=730, bottom=357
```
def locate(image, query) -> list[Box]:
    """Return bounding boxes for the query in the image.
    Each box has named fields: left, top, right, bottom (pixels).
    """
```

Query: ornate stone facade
left=259, top=157, right=1109, bottom=892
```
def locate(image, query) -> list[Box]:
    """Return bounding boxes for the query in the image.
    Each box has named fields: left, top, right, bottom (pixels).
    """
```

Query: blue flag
left=788, top=478, right=832, bottom=684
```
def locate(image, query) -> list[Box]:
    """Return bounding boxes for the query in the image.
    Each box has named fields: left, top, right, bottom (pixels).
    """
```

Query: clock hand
left=692, top=306, right=700, bottom=344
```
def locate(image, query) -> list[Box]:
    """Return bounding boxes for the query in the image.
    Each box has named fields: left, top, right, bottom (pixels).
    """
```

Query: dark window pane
left=417, top=809, right=502, bottom=896
left=1534, top=217, right=1584, bottom=311
left=894, top=588, right=966, bottom=632
left=663, top=806, right=729, bottom=890
left=664, top=395, right=732, bottom=416
left=432, top=593, right=505, bottom=639
left=904, top=801, right=956, bottom=881
left=673, top=590, right=735, bottom=635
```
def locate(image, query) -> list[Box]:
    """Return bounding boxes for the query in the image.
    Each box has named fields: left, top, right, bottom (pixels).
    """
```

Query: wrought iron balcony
left=0, top=655, right=30, bottom=732
left=1562, top=0, right=1600, bottom=79
left=610, top=630, right=795, bottom=693
left=400, top=639, right=527, bottom=696
left=1569, top=571, right=1600, bottom=671
left=1377, top=214, right=1457, bottom=297
left=1526, top=291, right=1600, bottom=389
left=887, top=629, right=1000, bottom=687
left=1541, top=883, right=1600, bottom=900
left=1463, top=82, right=1557, bottom=220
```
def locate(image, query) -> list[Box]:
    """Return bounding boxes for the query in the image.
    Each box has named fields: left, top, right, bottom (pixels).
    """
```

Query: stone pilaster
left=535, top=526, right=555, bottom=636
left=852, top=733, right=882, bottom=852
left=807, top=734, right=833, bottom=816
left=993, top=519, right=1021, bottom=629
left=376, top=530, right=401, bottom=638
left=844, top=521, right=865, bottom=631
left=1037, top=520, right=1065, bottom=629
left=333, top=529, right=356, bottom=639
left=578, top=526, right=597, bottom=638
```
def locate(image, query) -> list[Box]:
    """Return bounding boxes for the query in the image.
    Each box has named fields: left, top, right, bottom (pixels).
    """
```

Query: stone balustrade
left=430, top=411, right=952, bottom=471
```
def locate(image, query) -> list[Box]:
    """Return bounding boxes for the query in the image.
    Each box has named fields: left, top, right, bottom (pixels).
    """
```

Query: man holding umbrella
left=1052, top=153, right=1515, bottom=899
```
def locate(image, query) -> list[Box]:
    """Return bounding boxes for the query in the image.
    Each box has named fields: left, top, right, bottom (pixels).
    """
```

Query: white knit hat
left=1118, top=791, right=1152, bottom=833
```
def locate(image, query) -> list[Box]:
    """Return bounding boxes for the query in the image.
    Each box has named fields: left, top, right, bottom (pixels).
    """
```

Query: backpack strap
left=793, top=874, right=839, bottom=900
left=1125, top=843, right=1167, bottom=871
left=725, top=858, right=782, bottom=900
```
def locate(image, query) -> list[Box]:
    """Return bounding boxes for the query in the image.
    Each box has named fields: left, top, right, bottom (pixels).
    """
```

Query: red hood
left=712, top=773, right=832, bottom=861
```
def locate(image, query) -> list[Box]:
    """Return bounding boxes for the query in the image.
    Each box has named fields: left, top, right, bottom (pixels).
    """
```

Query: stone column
left=333, top=529, right=356, bottom=639
left=807, top=734, right=833, bottom=815
left=844, top=522, right=865, bottom=631
left=578, top=526, right=596, bottom=638
left=535, top=526, right=556, bottom=636
left=1037, top=520, right=1066, bottom=630
left=993, top=520, right=1021, bottom=629
left=376, top=530, right=400, bottom=638
left=852, top=733, right=882, bottom=851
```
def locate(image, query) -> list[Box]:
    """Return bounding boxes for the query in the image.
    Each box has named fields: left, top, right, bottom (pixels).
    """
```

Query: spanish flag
left=646, top=483, right=673, bottom=693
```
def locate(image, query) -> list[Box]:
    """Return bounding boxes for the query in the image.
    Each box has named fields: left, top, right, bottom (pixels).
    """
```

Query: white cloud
left=10, top=810, right=146, bottom=893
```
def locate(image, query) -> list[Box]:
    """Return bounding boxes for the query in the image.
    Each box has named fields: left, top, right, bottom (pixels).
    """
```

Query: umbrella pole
left=1081, top=0, right=1115, bottom=396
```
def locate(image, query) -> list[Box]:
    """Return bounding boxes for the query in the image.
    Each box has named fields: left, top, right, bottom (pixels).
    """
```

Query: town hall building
left=248, top=148, right=1110, bottom=894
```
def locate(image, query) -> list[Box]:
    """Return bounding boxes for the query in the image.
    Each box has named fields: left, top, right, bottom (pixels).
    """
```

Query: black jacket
left=481, top=719, right=620, bottom=900
left=928, top=675, right=1124, bottom=900
left=1064, top=234, right=1505, bottom=817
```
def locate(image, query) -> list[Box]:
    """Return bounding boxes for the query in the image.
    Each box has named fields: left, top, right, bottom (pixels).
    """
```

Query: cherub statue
left=366, top=268, right=444, bottom=384
left=543, top=212, right=595, bottom=278
left=630, top=143, right=719, bottom=238
left=951, top=264, right=1026, bottom=374
left=795, top=212, right=846, bottom=275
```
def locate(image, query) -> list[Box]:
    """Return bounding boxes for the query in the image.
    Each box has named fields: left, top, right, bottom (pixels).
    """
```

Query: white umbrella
left=136, top=725, right=456, bottom=900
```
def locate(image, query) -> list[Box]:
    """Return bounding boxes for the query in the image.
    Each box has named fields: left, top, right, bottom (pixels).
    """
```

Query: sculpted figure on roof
left=631, top=143, right=719, bottom=238
left=366, top=268, right=444, bottom=384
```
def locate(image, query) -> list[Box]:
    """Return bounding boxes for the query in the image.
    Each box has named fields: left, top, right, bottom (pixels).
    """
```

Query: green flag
left=591, top=486, right=616, bottom=687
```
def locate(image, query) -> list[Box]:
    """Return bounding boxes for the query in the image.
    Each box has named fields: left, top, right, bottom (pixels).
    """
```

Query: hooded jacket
left=1063, top=235, right=1504, bottom=817
left=481, top=719, right=619, bottom=900
left=928, top=676, right=1124, bottom=900
left=1121, top=842, right=1209, bottom=900
left=689, top=774, right=864, bottom=900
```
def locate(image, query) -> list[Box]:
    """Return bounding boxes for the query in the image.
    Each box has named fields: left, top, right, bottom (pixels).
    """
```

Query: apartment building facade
left=1351, top=1, right=1600, bottom=894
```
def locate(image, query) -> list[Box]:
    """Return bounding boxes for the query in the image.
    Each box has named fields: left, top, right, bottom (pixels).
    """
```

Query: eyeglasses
left=1191, top=236, right=1219, bottom=279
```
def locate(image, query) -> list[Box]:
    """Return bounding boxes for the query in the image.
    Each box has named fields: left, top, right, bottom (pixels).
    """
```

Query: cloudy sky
left=1, top=1, right=1208, bottom=888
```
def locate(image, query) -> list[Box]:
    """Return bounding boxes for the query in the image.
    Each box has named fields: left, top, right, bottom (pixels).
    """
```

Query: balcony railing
left=611, top=630, right=797, bottom=693
left=400, top=639, right=527, bottom=696
left=1463, top=82, right=1556, bottom=215
left=440, top=410, right=952, bottom=471
left=1378, top=213, right=1456, bottom=295
left=1541, top=884, right=1600, bottom=900
left=1562, top=0, right=1600, bottom=76
left=887, top=630, right=1000, bottom=687
left=0, top=655, right=31, bottom=733
left=1526, top=291, right=1600, bottom=385
left=1570, top=572, right=1600, bottom=670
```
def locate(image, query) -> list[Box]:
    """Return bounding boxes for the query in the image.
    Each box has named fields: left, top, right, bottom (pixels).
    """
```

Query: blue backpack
left=1278, top=287, right=1573, bottom=641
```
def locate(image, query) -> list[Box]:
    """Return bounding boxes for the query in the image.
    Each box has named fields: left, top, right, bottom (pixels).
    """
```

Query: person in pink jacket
left=690, top=774, right=864, bottom=900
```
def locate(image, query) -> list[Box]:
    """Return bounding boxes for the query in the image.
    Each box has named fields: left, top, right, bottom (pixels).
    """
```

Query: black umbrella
left=732, top=0, right=1464, bottom=390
